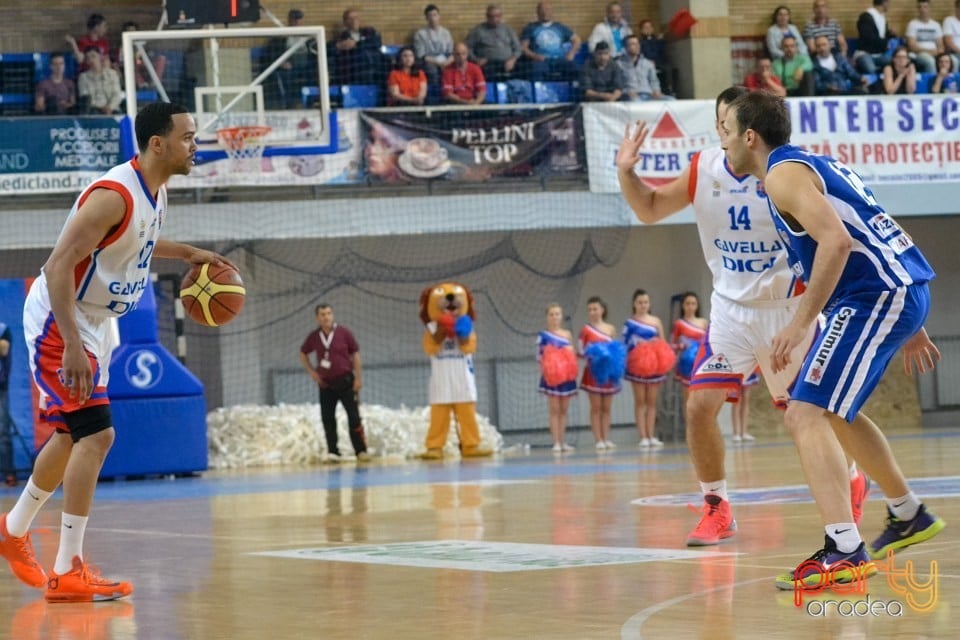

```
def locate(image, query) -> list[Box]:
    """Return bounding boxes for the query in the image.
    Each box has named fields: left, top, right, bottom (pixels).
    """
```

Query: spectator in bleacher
left=119, top=21, right=167, bottom=90
left=580, top=41, right=624, bottom=102
left=65, top=13, right=113, bottom=73
left=812, top=34, right=869, bottom=94
left=333, top=8, right=384, bottom=86
left=77, top=48, right=122, bottom=115
left=743, top=56, right=787, bottom=96
left=637, top=19, right=675, bottom=96
left=882, top=45, right=918, bottom=93
left=442, top=42, right=486, bottom=105
left=618, top=35, right=672, bottom=101
left=772, top=35, right=815, bottom=96
left=766, top=6, right=810, bottom=59
left=905, top=0, right=942, bottom=73
left=264, top=9, right=315, bottom=109
left=387, top=46, right=427, bottom=106
left=519, top=2, right=581, bottom=81
left=854, top=0, right=897, bottom=74
left=588, top=2, right=632, bottom=57
left=465, top=4, right=522, bottom=81
left=803, top=0, right=848, bottom=57
left=34, top=53, right=76, bottom=115
left=414, top=4, right=453, bottom=90
left=944, top=0, right=960, bottom=70
left=932, top=51, right=959, bottom=90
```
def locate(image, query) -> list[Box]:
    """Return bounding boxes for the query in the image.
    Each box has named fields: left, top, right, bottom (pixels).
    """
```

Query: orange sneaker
left=686, top=495, right=737, bottom=546
left=45, top=557, right=134, bottom=603
left=0, top=512, right=47, bottom=588
left=850, top=469, right=871, bottom=526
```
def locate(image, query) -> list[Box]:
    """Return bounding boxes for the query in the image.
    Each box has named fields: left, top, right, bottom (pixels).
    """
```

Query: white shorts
left=23, top=276, right=118, bottom=416
left=689, top=291, right=816, bottom=405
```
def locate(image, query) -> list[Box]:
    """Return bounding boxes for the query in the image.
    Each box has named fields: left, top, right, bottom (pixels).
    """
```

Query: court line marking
left=620, top=576, right=770, bottom=639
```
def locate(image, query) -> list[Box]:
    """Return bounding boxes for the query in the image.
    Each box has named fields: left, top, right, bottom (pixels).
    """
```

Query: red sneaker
left=686, top=495, right=737, bottom=546
left=45, top=557, right=133, bottom=603
left=0, top=513, right=47, bottom=588
left=850, top=469, right=871, bottom=526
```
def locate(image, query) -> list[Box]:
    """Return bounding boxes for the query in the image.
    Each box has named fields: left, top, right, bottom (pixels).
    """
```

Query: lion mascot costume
left=418, top=282, right=492, bottom=460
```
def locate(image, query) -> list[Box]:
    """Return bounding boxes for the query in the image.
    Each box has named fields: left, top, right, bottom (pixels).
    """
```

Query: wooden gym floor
left=1, top=428, right=957, bottom=639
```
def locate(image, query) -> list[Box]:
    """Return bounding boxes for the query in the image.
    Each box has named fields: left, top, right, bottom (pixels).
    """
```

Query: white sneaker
left=595, top=441, right=607, bottom=451
left=325, top=452, right=342, bottom=463
left=732, top=434, right=742, bottom=443
left=651, top=437, right=664, bottom=447
left=552, top=443, right=563, bottom=454
left=604, top=440, right=617, bottom=449
left=562, top=443, right=575, bottom=452
left=639, top=438, right=651, bottom=448
left=742, top=433, right=756, bottom=441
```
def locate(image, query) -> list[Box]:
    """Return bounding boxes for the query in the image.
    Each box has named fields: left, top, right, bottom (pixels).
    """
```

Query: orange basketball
left=179, top=263, right=245, bottom=327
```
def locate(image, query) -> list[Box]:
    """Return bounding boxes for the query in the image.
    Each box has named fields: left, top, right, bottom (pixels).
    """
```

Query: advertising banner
left=359, top=105, right=584, bottom=183
left=585, top=96, right=960, bottom=193
left=0, top=116, right=122, bottom=195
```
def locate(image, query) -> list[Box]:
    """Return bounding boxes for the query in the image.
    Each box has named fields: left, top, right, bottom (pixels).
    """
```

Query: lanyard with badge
left=319, top=325, right=336, bottom=369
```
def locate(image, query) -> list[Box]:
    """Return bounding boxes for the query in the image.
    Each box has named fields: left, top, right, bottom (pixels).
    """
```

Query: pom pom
left=454, top=314, right=473, bottom=339
left=628, top=338, right=678, bottom=378
left=541, top=345, right=578, bottom=386
left=437, top=312, right=456, bottom=338
left=653, top=338, right=678, bottom=374
left=585, top=341, right=627, bottom=385
left=677, top=341, right=700, bottom=378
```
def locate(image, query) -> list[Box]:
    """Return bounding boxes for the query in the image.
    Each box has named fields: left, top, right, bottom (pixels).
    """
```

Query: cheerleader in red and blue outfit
left=579, top=296, right=620, bottom=450
left=623, top=289, right=667, bottom=447
left=538, top=304, right=577, bottom=453
left=671, top=292, right=709, bottom=412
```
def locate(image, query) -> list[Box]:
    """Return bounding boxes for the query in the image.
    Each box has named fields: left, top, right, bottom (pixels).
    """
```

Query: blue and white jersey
left=766, top=145, right=935, bottom=308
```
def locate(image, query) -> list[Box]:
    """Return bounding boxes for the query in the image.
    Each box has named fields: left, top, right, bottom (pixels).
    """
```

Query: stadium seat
left=381, top=44, right=402, bottom=58
left=136, top=89, right=159, bottom=103
left=341, top=84, right=381, bottom=108
left=533, top=81, right=572, bottom=103
left=916, top=72, right=936, bottom=93
left=572, top=42, right=591, bottom=66
left=301, top=85, right=319, bottom=107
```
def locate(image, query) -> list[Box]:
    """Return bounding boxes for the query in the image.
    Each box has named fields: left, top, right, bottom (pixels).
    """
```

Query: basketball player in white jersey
left=0, top=102, right=234, bottom=602
left=615, top=87, right=866, bottom=549
left=721, top=90, right=943, bottom=589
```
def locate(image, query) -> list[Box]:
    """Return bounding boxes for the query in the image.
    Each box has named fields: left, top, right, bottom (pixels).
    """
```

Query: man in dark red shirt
left=299, top=304, right=369, bottom=462
left=442, top=42, right=487, bottom=104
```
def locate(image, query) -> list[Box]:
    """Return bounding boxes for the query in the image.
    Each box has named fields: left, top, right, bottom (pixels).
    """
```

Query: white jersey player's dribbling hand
left=616, top=121, right=651, bottom=173
left=61, top=341, right=94, bottom=404
left=902, top=327, right=941, bottom=375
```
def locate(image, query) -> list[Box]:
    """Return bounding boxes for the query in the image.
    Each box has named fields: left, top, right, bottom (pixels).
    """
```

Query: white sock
left=700, top=480, right=728, bottom=502
left=826, top=523, right=862, bottom=553
left=886, top=492, right=921, bottom=521
left=6, top=477, right=54, bottom=537
left=53, top=513, right=89, bottom=575
left=849, top=461, right=858, bottom=480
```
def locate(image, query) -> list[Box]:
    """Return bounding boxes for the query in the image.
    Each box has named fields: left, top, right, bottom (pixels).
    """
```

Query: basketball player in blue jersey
left=617, top=86, right=871, bottom=549
left=0, top=103, right=234, bottom=602
left=720, top=90, right=945, bottom=589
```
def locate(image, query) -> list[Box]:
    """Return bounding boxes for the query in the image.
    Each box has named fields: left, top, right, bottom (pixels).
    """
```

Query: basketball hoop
left=216, top=125, right=272, bottom=172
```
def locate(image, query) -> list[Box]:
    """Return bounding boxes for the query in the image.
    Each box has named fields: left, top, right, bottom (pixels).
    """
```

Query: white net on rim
left=216, top=125, right=272, bottom=173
